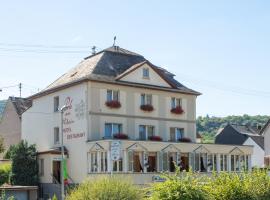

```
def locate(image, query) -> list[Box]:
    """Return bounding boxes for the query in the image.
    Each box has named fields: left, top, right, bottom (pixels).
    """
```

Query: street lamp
left=60, top=105, right=68, bottom=200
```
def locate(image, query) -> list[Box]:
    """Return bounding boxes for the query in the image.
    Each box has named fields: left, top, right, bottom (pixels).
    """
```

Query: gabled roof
left=0, top=97, right=32, bottom=120
left=216, top=124, right=264, bottom=150
left=31, top=46, right=201, bottom=99
left=260, top=119, right=270, bottom=135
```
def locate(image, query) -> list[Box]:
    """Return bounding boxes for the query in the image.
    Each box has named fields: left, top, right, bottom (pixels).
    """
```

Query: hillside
left=197, top=115, right=269, bottom=143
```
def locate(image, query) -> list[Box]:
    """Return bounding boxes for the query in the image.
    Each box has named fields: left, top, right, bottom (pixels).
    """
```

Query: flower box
left=105, top=100, right=121, bottom=108
left=171, top=106, right=184, bottom=114
left=148, top=135, right=162, bottom=141
left=178, top=137, right=192, bottom=143
left=140, top=104, right=154, bottom=112
left=113, top=133, right=128, bottom=139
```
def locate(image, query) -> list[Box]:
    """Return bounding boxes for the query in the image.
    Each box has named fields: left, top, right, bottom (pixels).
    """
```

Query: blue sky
left=0, top=0, right=270, bottom=117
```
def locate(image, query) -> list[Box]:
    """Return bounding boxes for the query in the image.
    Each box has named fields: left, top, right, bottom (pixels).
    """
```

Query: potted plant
left=171, top=106, right=184, bottom=114
left=105, top=100, right=121, bottom=108
left=140, top=104, right=154, bottom=112
left=148, top=135, right=162, bottom=141
left=178, top=137, right=192, bottom=143
left=113, top=133, right=128, bottom=139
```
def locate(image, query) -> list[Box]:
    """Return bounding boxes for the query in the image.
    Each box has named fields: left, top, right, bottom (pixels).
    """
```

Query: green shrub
left=66, top=176, right=144, bottom=200
left=148, top=169, right=270, bottom=200
left=149, top=171, right=209, bottom=200
left=0, top=163, right=11, bottom=185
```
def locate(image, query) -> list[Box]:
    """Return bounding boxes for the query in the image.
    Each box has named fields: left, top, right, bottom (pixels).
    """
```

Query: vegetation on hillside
left=197, top=115, right=269, bottom=143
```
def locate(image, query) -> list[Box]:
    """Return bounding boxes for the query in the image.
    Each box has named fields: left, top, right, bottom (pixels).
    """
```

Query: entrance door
left=180, top=153, right=189, bottom=171
left=52, top=161, right=61, bottom=184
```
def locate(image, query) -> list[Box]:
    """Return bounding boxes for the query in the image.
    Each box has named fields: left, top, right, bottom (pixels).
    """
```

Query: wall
left=22, top=83, right=89, bottom=183
left=88, top=81, right=197, bottom=141
left=0, top=100, right=21, bottom=158
left=264, top=125, right=270, bottom=156
left=244, top=137, right=264, bottom=167
left=119, top=63, right=171, bottom=88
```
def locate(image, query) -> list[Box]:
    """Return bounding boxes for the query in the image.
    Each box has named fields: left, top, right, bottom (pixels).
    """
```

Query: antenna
left=92, top=46, right=96, bottom=55
left=113, top=36, right=116, bottom=46
left=19, top=83, right=22, bottom=97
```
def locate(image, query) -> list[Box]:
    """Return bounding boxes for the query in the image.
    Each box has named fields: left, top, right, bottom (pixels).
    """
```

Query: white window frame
left=54, top=127, right=60, bottom=145
left=170, top=127, right=184, bottom=142
left=141, top=94, right=152, bottom=105
left=104, top=123, right=123, bottom=139
left=171, top=97, right=182, bottom=109
left=142, top=68, right=149, bottom=78
left=53, top=96, right=59, bottom=112
left=107, top=90, right=119, bottom=101
left=139, top=125, right=155, bottom=140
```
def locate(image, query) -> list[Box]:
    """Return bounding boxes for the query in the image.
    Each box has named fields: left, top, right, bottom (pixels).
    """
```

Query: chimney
left=92, top=46, right=96, bottom=55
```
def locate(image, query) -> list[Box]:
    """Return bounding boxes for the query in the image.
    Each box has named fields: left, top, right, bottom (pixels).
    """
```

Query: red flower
left=113, top=133, right=128, bottom=139
left=140, top=104, right=154, bottom=112
left=179, top=137, right=192, bottom=143
left=105, top=100, right=121, bottom=108
left=148, top=135, right=162, bottom=141
left=171, top=106, right=184, bottom=114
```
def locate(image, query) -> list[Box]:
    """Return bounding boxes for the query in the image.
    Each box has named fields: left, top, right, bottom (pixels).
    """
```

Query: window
left=54, top=96, right=59, bottom=112
left=141, top=94, right=152, bottom=105
left=105, top=123, right=122, bottom=139
left=113, top=159, right=123, bottom=172
left=54, top=127, right=60, bottom=145
left=107, top=90, right=119, bottom=101
left=220, top=154, right=228, bottom=171
left=88, top=151, right=108, bottom=173
left=90, top=152, right=98, bottom=172
left=39, top=159, right=44, bottom=176
left=143, top=68, right=149, bottom=78
left=139, top=125, right=154, bottom=140
left=171, top=97, right=182, bottom=109
left=170, top=128, right=184, bottom=141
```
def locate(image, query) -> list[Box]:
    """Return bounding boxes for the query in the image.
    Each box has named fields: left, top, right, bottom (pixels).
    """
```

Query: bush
left=10, top=141, right=38, bottom=186
left=0, top=163, right=11, bottom=185
left=149, top=171, right=209, bottom=200
left=66, top=177, right=144, bottom=200
left=148, top=168, right=270, bottom=200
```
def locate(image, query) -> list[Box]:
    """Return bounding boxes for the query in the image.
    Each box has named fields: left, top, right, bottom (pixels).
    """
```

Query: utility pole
left=19, top=83, right=22, bottom=97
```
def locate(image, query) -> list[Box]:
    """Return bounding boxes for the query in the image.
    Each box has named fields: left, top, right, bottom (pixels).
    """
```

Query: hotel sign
left=111, top=141, right=121, bottom=161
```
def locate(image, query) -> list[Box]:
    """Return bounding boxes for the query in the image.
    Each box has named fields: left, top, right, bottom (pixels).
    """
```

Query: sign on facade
left=111, top=141, right=121, bottom=161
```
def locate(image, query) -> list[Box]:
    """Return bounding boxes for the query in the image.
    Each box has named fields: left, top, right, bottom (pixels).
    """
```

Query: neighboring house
left=260, top=119, right=270, bottom=167
left=215, top=124, right=264, bottom=167
left=22, top=46, right=253, bottom=198
left=0, top=97, right=31, bottom=157
left=196, top=133, right=202, bottom=143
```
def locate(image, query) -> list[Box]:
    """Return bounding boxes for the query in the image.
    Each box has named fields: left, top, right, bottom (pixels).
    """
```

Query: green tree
left=10, top=140, right=38, bottom=186
left=3, top=145, right=16, bottom=159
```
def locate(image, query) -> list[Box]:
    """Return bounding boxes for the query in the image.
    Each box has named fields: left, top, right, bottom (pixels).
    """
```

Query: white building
left=22, top=46, right=253, bottom=198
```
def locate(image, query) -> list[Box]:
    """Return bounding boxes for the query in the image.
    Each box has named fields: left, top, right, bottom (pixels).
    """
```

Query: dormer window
left=143, top=68, right=149, bottom=78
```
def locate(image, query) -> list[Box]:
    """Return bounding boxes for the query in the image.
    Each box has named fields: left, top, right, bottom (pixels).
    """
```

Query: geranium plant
left=140, top=104, right=154, bottom=112
left=171, top=106, right=184, bottom=114
left=148, top=135, right=162, bottom=141
left=113, top=133, right=128, bottom=139
left=105, top=100, right=121, bottom=108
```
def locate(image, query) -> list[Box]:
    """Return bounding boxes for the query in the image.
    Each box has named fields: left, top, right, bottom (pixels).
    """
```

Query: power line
left=0, top=42, right=91, bottom=49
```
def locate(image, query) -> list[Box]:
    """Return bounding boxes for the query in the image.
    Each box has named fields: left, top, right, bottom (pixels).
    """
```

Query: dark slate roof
left=260, top=119, right=270, bottom=135
left=43, top=46, right=200, bottom=96
left=8, top=97, right=32, bottom=115
left=249, top=135, right=264, bottom=150
left=216, top=124, right=264, bottom=150
left=231, top=124, right=260, bottom=135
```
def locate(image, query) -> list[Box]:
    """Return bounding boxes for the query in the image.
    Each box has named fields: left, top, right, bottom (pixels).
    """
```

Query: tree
left=0, top=136, right=5, bottom=154
left=3, top=144, right=16, bottom=159
left=10, top=140, right=38, bottom=186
